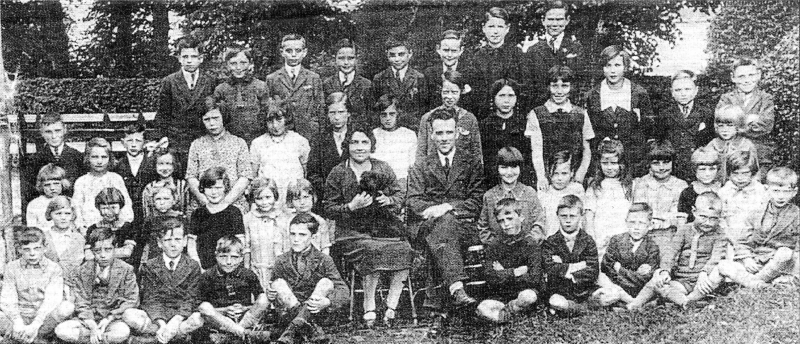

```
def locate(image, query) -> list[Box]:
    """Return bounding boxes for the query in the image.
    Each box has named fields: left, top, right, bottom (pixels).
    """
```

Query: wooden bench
left=11, top=112, right=157, bottom=154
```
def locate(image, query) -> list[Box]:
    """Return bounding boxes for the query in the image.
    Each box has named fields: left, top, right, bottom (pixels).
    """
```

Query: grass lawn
left=328, top=283, right=799, bottom=344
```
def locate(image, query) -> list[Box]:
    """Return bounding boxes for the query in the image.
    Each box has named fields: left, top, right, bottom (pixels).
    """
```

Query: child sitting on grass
left=595, top=203, right=660, bottom=307
left=544, top=195, right=600, bottom=314
left=476, top=198, right=544, bottom=323
left=628, top=191, right=727, bottom=309
left=718, top=167, right=799, bottom=287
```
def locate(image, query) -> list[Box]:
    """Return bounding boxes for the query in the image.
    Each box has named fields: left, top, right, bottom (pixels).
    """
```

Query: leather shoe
left=451, top=288, right=477, bottom=308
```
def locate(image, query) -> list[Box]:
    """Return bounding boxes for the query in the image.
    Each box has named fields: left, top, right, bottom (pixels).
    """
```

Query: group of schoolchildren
left=9, top=2, right=797, bottom=344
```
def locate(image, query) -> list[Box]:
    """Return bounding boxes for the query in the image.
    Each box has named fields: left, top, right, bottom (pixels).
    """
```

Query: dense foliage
left=13, top=78, right=160, bottom=115
left=0, top=0, right=72, bottom=78
left=704, top=0, right=799, bottom=171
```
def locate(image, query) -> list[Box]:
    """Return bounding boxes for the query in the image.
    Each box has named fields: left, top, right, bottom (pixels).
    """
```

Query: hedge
left=13, top=78, right=161, bottom=115
left=704, top=0, right=800, bottom=171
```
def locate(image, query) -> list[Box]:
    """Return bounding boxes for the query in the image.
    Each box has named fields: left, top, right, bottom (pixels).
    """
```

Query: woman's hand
left=348, top=192, right=374, bottom=211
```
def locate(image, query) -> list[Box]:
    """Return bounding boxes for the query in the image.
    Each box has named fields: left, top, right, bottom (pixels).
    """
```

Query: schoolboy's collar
left=284, top=64, right=301, bottom=77
left=543, top=32, right=566, bottom=49
left=544, top=99, right=573, bottom=113
left=560, top=228, right=580, bottom=242
left=252, top=208, right=281, bottom=219
left=391, top=65, right=409, bottom=80
left=214, top=263, right=244, bottom=277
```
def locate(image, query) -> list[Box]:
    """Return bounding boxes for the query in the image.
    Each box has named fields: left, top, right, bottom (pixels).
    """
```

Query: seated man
left=196, top=235, right=271, bottom=342
left=718, top=166, right=799, bottom=287
left=476, top=198, right=543, bottom=323
left=0, top=227, right=74, bottom=344
left=544, top=195, right=600, bottom=314
left=122, top=216, right=203, bottom=343
left=596, top=203, right=661, bottom=307
left=406, top=108, right=484, bottom=334
left=269, top=214, right=348, bottom=344
left=55, top=228, right=138, bottom=344
left=628, top=191, right=727, bottom=309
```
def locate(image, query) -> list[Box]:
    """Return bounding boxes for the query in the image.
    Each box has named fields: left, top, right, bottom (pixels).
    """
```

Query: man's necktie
left=169, top=260, right=175, bottom=271
left=548, top=37, right=557, bottom=54
left=444, top=157, right=451, bottom=177
left=189, top=73, right=196, bottom=90
left=394, top=70, right=401, bottom=83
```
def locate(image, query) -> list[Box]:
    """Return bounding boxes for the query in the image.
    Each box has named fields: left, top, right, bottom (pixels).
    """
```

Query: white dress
left=585, top=178, right=631, bottom=258
left=372, top=127, right=417, bottom=181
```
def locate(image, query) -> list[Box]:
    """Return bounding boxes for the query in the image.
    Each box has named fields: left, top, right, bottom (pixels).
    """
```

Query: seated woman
left=323, top=126, right=414, bottom=328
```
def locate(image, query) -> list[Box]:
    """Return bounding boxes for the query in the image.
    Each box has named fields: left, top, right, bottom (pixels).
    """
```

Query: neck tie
left=682, top=105, right=690, bottom=117
left=295, top=254, right=306, bottom=275
left=52, top=148, right=61, bottom=161
left=548, top=37, right=556, bottom=54
left=444, top=156, right=451, bottom=176
left=189, top=73, right=196, bottom=90
left=169, top=260, right=175, bottom=271
left=394, top=69, right=401, bottom=82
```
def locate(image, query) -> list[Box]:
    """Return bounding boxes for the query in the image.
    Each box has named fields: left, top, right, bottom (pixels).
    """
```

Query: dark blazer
left=112, top=154, right=158, bottom=211
left=601, top=233, right=660, bottom=296
left=526, top=35, right=586, bottom=80
left=265, top=66, right=325, bottom=141
left=70, top=259, right=139, bottom=321
left=484, top=229, right=544, bottom=294
left=543, top=229, right=599, bottom=299
left=372, top=67, right=430, bottom=131
left=307, top=127, right=349, bottom=209
left=271, top=246, right=349, bottom=311
left=154, top=70, right=218, bottom=152
left=406, top=148, right=485, bottom=228
left=464, top=44, right=531, bottom=116
left=655, top=101, right=715, bottom=181
left=139, top=254, right=201, bottom=321
left=23, top=144, right=85, bottom=201
left=322, top=74, right=373, bottom=127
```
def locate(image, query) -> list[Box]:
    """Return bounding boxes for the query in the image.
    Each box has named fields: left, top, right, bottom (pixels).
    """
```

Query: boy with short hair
left=658, top=70, right=715, bottom=181
left=633, top=140, right=688, bottom=248
left=706, top=105, right=759, bottom=182
left=154, top=36, right=218, bottom=174
left=597, top=203, right=660, bottom=306
left=476, top=198, right=544, bottom=323
left=677, top=147, right=722, bottom=223
left=628, top=192, right=727, bottom=309
left=122, top=216, right=203, bottom=344
left=266, top=34, right=325, bottom=141
left=716, top=57, right=775, bottom=173
left=322, top=38, right=373, bottom=127
left=0, top=227, right=74, bottom=343
left=196, top=235, right=271, bottom=342
left=718, top=167, right=799, bottom=287
left=526, top=1, right=586, bottom=85
left=268, top=214, right=348, bottom=344
left=372, top=36, right=430, bottom=131
left=423, top=30, right=472, bottom=109
left=112, top=124, right=157, bottom=247
left=544, top=195, right=600, bottom=314
left=55, top=228, right=138, bottom=344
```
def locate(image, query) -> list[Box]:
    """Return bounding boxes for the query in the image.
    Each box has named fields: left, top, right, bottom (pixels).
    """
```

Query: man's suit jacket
left=656, top=101, right=715, bottom=180
left=526, top=35, right=586, bottom=80
left=735, top=202, right=800, bottom=260
left=23, top=144, right=85, bottom=200
left=265, top=66, right=325, bottom=141
left=139, top=254, right=200, bottom=321
left=307, top=127, right=349, bottom=208
left=271, top=246, right=349, bottom=311
left=601, top=233, right=660, bottom=296
left=406, top=148, right=485, bottom=227
left=543, top=229, right=599, bottom=299
left=372, top=67, right=430, bottom=131
left=322, top=74, right=373, bottom=127
left=154, top=70, right=218, bottom=153
left=70, top=259, right=139, bottom=321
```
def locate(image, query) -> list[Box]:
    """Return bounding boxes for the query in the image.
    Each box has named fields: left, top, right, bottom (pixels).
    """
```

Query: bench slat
left=9, top=112, right=157, bottom=124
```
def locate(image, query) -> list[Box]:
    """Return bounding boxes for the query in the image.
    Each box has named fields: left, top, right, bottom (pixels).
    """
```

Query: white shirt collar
left=544, top=99, right=574, bottom=113
left=630, top=237, right=643, bottom=253
left=437, top=148, right=456, bottom=167
left=544, top=32, right=565, bottom=50
left=285, top=64, right=301, bottom=78
left=50, top=144, right=64, bottom=156
left=392, top=66, right=408, bottom=81
left=339, top=71, right=355, bottom=86
left=182, top=68, right=199, bottom=88
left=127, top=153, right=144, bottom=176
left=332, top=131, right=346, bottom=156
left=163, top=253, right=181, bottom=270
left=442, top=61, right=458, bottom=73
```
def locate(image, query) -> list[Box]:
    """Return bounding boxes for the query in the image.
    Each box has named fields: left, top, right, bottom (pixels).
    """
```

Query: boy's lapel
left=294, top=68, right=309, bottom=90
left=173, top=72, right=192, bottom=99
left=426, top=154, right=449, bottom=188
left=172, top=256, right=193, bottom=285
left=188, top=72, right=210, bottom=105
left=766, top=206, right=799, bottom=241
left=106, top=260, right=125, bottom=299
left=571, top=231, right=588, bottom=258
left=276, top=69, right=295, bottom=94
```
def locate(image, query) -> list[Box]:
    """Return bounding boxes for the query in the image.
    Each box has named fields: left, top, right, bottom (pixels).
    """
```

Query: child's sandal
left=383, top=308, right=396, bottom=327
left=363, top=310, right=377, bottom=328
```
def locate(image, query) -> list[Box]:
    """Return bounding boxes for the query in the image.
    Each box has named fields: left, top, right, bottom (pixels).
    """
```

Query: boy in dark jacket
left=544, top=195, right=600, bottom=314
left=269, top=214, right=348, bottom=344
left=476, top=198, right=543, bottom=323
left=122, top=216, right=203, bottom=343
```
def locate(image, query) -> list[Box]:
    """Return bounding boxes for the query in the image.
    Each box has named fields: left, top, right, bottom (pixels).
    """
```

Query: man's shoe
left=451, top=288, right=477, bottom=308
